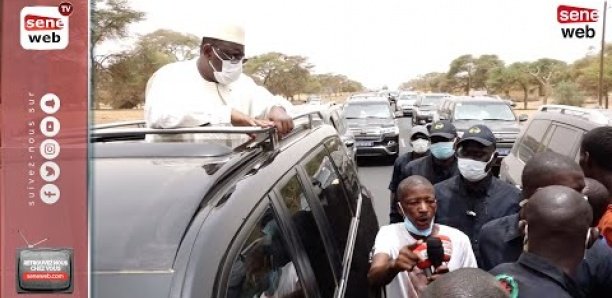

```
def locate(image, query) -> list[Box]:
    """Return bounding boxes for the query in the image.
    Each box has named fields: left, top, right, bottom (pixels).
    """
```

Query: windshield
left=344, top=103, right=392, bottom=119
left=454, top=103, right=516, bottom=121
left=421, top=96, right=444, bottom=106
left=399, top=95, right=418, bottom=101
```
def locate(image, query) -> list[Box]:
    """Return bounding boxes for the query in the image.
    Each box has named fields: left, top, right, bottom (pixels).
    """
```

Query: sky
left=96, top=0, right=610, bottom=90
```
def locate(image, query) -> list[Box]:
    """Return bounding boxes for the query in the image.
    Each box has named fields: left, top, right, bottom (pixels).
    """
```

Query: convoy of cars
left=91, top=113, right=381, bottom=298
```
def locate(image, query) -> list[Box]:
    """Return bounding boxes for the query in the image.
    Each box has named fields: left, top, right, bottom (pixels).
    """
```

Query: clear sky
left=96, top=0, right=610, bottom=90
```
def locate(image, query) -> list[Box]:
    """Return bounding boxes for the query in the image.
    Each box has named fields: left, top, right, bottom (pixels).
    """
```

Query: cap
left=429, top=120, right=457, bottom=139
left=458, top=124, right=496, bottom=147
left=410, top=125, right=430, bottom=140
left=200, top=21, right=245, bottom=45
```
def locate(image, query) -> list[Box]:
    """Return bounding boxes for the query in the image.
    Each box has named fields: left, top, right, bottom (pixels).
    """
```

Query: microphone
left=413, top=235, right=453, bottom=278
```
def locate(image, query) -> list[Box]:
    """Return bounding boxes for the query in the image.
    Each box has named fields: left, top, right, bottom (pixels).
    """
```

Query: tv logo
left=20, top=7, right=69, bottom=50
left=557, top=5, right=599, bottom=39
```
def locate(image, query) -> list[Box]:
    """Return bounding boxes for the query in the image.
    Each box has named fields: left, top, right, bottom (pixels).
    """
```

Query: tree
left=91, top=0, right=145, bottom=46
left=448, top=54, right=475, bottom=94
left=524, top=58, right=568, bottom=105
left=554, top=81, right=584, bottom=106
left=473, top=55, right=504, bottom=92
left=94, top=30, right=200, bottom=108
left=244, top=53, right=314, bottom=100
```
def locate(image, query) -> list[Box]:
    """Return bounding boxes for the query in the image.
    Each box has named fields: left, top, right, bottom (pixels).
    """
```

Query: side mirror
left=519, top=114, right=528, bottom=122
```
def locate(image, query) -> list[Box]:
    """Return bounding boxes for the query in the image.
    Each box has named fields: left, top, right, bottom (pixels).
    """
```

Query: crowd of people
left=142, top=21, right=612, bottom=298
left=375, top=120, right=612, bottom=297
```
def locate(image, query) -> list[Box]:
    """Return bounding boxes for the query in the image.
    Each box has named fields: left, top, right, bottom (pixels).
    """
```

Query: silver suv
left=500, top=105, right=612, bottom=187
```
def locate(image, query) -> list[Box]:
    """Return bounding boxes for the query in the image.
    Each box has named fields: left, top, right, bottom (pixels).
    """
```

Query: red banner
left=1, top=0, right=88, bottom=297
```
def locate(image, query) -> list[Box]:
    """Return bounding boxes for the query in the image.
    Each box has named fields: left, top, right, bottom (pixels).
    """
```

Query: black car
left=91, top=113, right=380, bottom=298
left=344, top=97, right=400, bottom=159
left=439, top=96, right=528, bottom=174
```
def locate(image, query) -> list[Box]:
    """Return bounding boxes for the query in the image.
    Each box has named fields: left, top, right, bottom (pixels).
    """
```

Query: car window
left=302, top=147, right=354, bottom=258
left=279, top=175, right=336, bottom=297
left=453, top=103, right=515, bottom=120
left=225, top=204, right=305, bottom=298
left=344, top=103, right=392, bottom=119
left=545, top=125, right=582, bottom=156
left=325, top=138, right=360, bottom=211
left=518, top=119, right=551, bottom=162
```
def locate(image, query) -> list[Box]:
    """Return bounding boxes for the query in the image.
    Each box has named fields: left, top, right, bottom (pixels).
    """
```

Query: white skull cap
left=200, top=20, right=245, bottom=45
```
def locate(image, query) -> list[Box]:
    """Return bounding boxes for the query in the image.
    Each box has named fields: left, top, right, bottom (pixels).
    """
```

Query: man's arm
left=368, top=241, right=422, bottom=287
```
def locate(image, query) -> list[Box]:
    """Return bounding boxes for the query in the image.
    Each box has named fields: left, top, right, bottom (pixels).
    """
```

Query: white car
left=396, top=91, right=420, bottom=116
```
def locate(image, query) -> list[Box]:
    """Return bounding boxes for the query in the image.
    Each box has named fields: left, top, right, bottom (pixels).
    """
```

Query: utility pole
left=599, top=1, right=608, bottom=108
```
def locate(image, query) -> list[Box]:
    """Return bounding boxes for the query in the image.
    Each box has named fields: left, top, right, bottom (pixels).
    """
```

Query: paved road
left=357, top=116, right=413, bottom=227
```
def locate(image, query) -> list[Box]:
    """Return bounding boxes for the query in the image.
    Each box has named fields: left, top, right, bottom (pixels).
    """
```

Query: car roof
left=92, top=114, right=331, bottom=272
left=450, top=96, right=506, bottom=104
left=346, top=97, right=388, bottom=103
left=533, top=105, right=612, bottom=127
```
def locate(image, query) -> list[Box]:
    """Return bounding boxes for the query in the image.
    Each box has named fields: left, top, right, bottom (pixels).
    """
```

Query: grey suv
left=91, top=113, right=380, bottom=298
left=439, top=96, right=528, bottom=174
left=344, top=98, right=400, bottom=159
left=500, top=105, right=612, bottom=187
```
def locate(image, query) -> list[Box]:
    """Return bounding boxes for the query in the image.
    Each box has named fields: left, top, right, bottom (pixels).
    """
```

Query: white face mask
left=411, top=139, right=430, bottom=153
left=457, top=154, right=494, bottom=182
left=209, top=48, right=242, bottom=85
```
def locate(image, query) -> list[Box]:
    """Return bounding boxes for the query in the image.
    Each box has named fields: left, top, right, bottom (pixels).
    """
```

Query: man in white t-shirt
left=368, top=175, right=477, bottom=298
left=144, top=21, right=294, bottom=134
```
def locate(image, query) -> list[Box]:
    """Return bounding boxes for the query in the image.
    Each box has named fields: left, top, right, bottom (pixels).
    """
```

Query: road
left=357, top=116, right=413, bottom=227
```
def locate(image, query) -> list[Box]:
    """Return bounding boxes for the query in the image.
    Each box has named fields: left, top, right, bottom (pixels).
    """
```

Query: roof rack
left=538, top=104, right=611, bottom=125
left=90, top=110, right=324, bottom=152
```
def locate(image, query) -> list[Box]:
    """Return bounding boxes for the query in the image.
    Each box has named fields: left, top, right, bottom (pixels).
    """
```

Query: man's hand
left=267, top=106, right=294, bottom=135
left=391, top=241, right=423, bottom=273
left=231, top=109, right=274, bottom=128
left=427, top=264, right=449, bottom=284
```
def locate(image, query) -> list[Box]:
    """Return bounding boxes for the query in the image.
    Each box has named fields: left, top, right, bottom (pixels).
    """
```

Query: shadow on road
left=356, top=156, right=396, bottom=167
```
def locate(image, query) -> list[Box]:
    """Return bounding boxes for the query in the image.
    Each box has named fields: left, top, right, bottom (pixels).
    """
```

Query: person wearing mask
left=388, top=125, right=431, bottom=223
left=434, top=124, right=521, bottom=264
left=368, top=175, right=477, bottom=298
left=478, top=152, right=586, bottom=270
left=144, top=21, right=294, bottom=134
left=389, top=121, right=460, bottom=223
left=579, top=126, right=612, bottom=246
left=490, top=186, right=592, bottom=298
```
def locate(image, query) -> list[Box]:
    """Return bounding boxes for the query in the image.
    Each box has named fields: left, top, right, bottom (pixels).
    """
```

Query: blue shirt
left=478, top=213, right=523, bottom=270
left=434, top=174, right=521, bottom=264
left=576, top=237, right=612, bottom=298
left=490, top=252, right=585, bottom=298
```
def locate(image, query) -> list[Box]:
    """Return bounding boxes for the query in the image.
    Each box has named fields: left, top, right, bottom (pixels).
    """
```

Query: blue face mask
left=399, top=203, right=434, bottom=237
left=429, top=141, right=455, bottom=160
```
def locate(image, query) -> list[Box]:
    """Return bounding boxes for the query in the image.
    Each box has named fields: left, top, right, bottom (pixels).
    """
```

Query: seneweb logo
left=20, top=6, right=69, bottom=50
left=557, top=5, right=599, bottom=39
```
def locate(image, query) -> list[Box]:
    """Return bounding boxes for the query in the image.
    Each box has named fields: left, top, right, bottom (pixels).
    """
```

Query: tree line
left=92, top=0, right=364, bottom=109
left=399, top=49, right=612, bottom=109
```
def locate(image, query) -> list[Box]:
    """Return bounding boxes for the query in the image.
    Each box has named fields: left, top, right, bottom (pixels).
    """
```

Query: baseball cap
left=458, top=124, right=496, bottom=147
left=429, top=121, right=457, bottom=139
left=410, top=125, right=430, bottom=140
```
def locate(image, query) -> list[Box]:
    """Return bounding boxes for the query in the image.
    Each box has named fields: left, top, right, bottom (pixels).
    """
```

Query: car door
left=542, top=122, right=584, bottom=157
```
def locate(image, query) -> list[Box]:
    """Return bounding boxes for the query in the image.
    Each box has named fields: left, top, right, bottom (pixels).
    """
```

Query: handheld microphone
left=413, top=235, right=452, bottom=278
left=427, top=237, right=445, bottom=269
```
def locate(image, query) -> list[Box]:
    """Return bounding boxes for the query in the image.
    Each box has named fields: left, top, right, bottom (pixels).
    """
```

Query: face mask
left=411, top=139, right=430, bottom=153
left=399, top=203, right=434, bottom=237
left=429, top=141, right=455, bottom=159
left=209, top=48, right=242, bottom=85
left=457, top=155, right=493, bottom=182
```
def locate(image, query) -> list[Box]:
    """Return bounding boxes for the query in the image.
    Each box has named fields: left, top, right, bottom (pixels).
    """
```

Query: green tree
left=553, top=81, right=584, bottom=106
left=473, top=55, right=504, bottom=92
left=448, top=54, right=475, bottom=95
left=95, top=30, right=200, bottom=108
left=244, top=53, right=314, bottom=100
left=525, top=58, right=568, bottom=105
left=91, top=0, right=145, bottom=46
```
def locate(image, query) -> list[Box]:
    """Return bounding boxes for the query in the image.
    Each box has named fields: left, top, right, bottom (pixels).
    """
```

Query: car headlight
left=381, top=126, right=399, bottom=135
